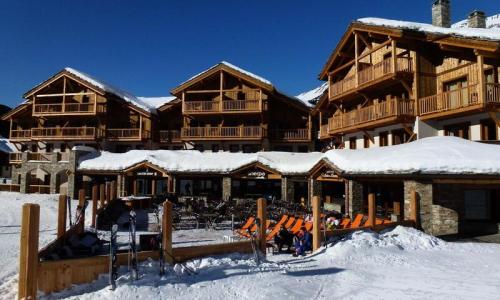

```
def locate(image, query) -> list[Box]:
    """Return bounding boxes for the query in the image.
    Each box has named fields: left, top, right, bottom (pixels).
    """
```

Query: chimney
left=468, top=10, right=486, bottom=28
left=432, top=0, right=451, bottom=28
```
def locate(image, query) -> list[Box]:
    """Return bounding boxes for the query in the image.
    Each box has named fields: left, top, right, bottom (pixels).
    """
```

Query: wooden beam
left=391, top=39, right=397, bottom=74
left=257, top=198, right=267, bottom=255
left=99, top=184, right=105, bottom=209
left=18, top=203, right=40, bottom=300
left=163, top=201, right=173, bottom=263
left=91, top=185, right=98, bottom=228
left=477, top=54, right=486, bottom=105
left=78, top=189, right=85, bottom=234
left=411, top=191, right=419, bottom=226
left=362, top=129, right=374, bottom=143
left=357, top=32, right=372, bottom=50
left=36, top=92, right=96, bottom=98
left=354, top=32, right=359, bottom=86
left=368, top=193, right=376, bottom=226
left=312, top=196, right=321, bottom=251
left=57, top=195, right=67, bottom=238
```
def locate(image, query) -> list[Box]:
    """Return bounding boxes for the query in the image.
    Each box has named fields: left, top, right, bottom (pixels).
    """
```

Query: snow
left=323, top=136, right=500, bottom=175
left=358, top=17, right=500, bottom=41
left=295, top=82, right=328, bottom=107
left=78, top=150, right=324, bottom=175
left=0, top=138, right=15, bottom=153
left=137, top=96, right=177, bottom=109
left=181, top=61, right=273, bottom=87
left=453, top=13, right=500, bottom=29
left=64, top=68, right=157, bottom=114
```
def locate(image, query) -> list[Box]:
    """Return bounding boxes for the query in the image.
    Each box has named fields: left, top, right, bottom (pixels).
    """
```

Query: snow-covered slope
left=295, top=82, right=328, bottom=107
left=452, top=13, right=500, bottom=29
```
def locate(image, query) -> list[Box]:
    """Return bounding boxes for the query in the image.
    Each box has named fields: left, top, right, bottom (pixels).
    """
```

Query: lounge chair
left=266, top=215, right=289, bottom=241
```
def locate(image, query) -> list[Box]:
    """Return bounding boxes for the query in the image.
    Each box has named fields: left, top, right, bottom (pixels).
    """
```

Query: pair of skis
left=154, top=207, right=165, bottom=276
left=248, top=218, right=261, bottom=265
left=109, top=210, right=139, bottom=290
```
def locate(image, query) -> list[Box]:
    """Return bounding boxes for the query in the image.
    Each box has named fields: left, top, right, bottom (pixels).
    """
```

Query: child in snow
left=293, top=227, right=312, bottom=257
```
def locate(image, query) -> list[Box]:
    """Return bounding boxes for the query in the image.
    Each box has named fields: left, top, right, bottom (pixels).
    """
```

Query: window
left=31, top=144, right=37, bottom=153
left=349, top=137, right=356, bottom=150
left=229, top=145, right=240, bottom=153
left=194, top=144, right=204, bottom=152
left=392, top=129, right=410, bottom=145
left=273, top=145, right=293, bottom=152
left=46, top=144, right=53, bottom=153
left=464, top=190, right=491, bottom=220
left=242, top=145, right=259, bottom=153
left=298, top=146, right=309, bottom=153
left=444, top=123, right=470, bottom=140
left=211, top=144, right=220, bottom=152
left=379, top=132, right=388, bottom=147
left=21, top=144, right=28, bottom=152
left=443, top=77, right=470, bottom=108
left=60, top=144, right=67, bottom=153
left=363, top=136, right=370, bottom=148
left=480, top=119, right=497, bottom=141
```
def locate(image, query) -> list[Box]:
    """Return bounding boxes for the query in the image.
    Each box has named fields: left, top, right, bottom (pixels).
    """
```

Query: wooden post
left=312, top=196, right=321, bottom=251
left=111, top=180, right=117, bottom=201
left=78, top=189, right=85, bottom=234
left=368, top=193, right=376, bottom=227
left=477, top=54, right=486, bottom=104
left=18, top=203, right=40, bottom=300
left=106, top=182, right=111, bottom=204
left=393, top=201, right=401, bottom=222
left=163, top=201, right=173, bottom=263
left=91, top=185, right=98, bottom=228
left=354, top=32, right=359, bottom=86
left=99, top=183, right=105, bottom=208
left=57, top=194, right=67, bottom=238
left=257, top=198, right=267, bottom=255
left=391, top=39, right=397, bottom=74
left=325, top=195, right=331, bottom=204
left=411, top=191, right=419, bottom=225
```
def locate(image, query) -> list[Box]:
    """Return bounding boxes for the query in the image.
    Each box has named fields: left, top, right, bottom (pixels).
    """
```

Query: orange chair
left=240, top=219, right=272, bottom=238
left=350, top=214, right=364, bottom=228
left=284, top=217, right=296, bottom=229
left=304, top=222, right=313, bottom=232
left=266, top=215, right=289, bottom=241
left=290, top=218, right=304, bottom=234
left=235, top=217, right=255, bottom=236
left=340, top=218, right=351, bottom=229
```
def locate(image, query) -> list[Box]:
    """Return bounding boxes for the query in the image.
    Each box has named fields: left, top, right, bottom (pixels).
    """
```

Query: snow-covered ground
left=1, top=192, right=500, bottom=299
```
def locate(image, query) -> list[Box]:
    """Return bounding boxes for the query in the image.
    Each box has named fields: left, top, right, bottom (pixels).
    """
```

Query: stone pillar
left=347, top=180, right=363, bottom=217
left=404, top=180, right=433, bottom=233
left=281, top=177, right=294, bottom=203
left=11, top=167, right=20, bottom=184
left=50, top=171, right=58, bottom=194
left=20, top=171, right=28, bottom=194
left=67, top=173, right=76, bottom=199
left=222, top=177, right=231, bottom=201
left=117, top=174, right=125, bottom=198
left=309, top=179, right=322, bottom=206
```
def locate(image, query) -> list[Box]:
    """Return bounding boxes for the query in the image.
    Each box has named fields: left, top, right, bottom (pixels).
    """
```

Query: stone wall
left=281, top=177, right=294, bottom=203
left=431, top=184, right=462, bottom=236
left=222, top=177, right=231, bottom=201
left=403, top=180, right=433, bottom=233
left=309, top=179, right=322, bottom=205
left=347, top=180, right=363, bottom=217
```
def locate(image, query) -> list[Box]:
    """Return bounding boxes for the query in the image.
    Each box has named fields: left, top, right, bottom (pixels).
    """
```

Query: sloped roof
left=0, top=137, right=16, bottom=153
left=452, top=13, right=500, bottom=30
left=137, top=96, right=177, bottom=110
left=295, top=82, right=328, bottom=107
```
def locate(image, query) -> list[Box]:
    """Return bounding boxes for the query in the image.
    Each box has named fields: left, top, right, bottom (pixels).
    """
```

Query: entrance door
left=136, top=178, right=152, bottom=196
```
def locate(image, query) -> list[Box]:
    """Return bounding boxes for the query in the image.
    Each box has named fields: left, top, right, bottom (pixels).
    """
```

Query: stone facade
left=222, top=177, right=231, bottom=201
left=281, top=177, right=295, bottom=203
left=432, top=0, right=451, bottom=28
left=309, top=179, right=322, bottom=205
left=403, top=180, right=433, bottom=233
left=347, top=180, right=363, bottom=217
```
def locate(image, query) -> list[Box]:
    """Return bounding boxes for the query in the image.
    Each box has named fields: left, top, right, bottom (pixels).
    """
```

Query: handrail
left=106, top=128, right=151, bottom=140
left=159, top=130, right=181, bottom=142
left=183, top=100, right=262, bottom=113
left=10, top=129, right=32, bottom=140
left=31, top=127, right=97, bottom=139
left=181, top=126, right=263, bottom=139
left=269, top=128, right=310, bottom=141
left=419, top=84, right=479, bottom=115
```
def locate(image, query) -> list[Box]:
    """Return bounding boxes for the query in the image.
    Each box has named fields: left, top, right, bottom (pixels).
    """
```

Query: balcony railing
left=31, top=127, right=98, bottom=140
left=183, top=100, right=262, bottom=114
left=106, top=128, right=151, bottom=141
left=330, top=57, right=413, bottom=99
left=419, top=83, right=500, bottom=116
left=0, top=184, right=20, bottom=192
left=33, top=102, right=98, bottom=115
left=269, top=129, right=310, bottom=141
left=328, top=98, right=415, bottom=134
left=181, top=126, right=264, bottom=140
left=159, top=130, right=181, bottom=143
left=319, top=124, right=330, bottom=139
left=28, top=184, right=50, bottom=194
left=10, top=129, right=31, bottom=141
left=27, top=152, right=53, bottom=162
left=9, top=153, right=22, bottom=164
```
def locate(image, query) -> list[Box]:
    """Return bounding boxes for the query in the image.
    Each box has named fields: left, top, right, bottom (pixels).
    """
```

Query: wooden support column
left=57, top=194, right=67, bottom=238
left=354, top=32, right=359, bottom=86
left=368, top=193, right=376, bottom=227
left=411, top=191, right=419, bottom=226
left=393, top=201, right=401, bottom=222
left=219, top=71, right=224, bottom=112
left=110, top=180, right=117, bottom=201
left=413, top=51, right=420, bottom=115
left=257, top=198, right=267, bottom=255
left=99, top=183, right=105, bottom=208
left=328, top=74, right=332, bottom=99
left=78, top=189, right=85, bottom=234
left=91, top=185, right=98, bottom=228
left=477, top=54, right=486, bottom=104
left=62, top=77, right=67, bottom=113
left=391, top=39, right=397, bottom=73
left=106, top=182, right=111, bottom=204
left=18, top=203, right=40, bottom=300
left=163, top=201, right=173, bottom=263
left=312, top=196, right=321, bottom=251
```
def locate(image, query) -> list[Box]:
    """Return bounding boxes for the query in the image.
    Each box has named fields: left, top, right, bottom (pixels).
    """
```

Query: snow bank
left=323, top=136, right=500, bottom=175
left=358, top=17, right=500, bottom=41
left=0, top=138, right=15, bottom=153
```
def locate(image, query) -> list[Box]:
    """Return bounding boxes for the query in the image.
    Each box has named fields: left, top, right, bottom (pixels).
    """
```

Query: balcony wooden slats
left=10, top=130, right=31, bottom=141
left=27, top=152, right=53, bottom=162
left=419, top=84, right=479, bottom=115
left=9, top=152, right=22, bottom=164
left=183, top=100, right=261, bottom=114
left=269, top=129, right=310, bottom=142
left=28, top=185, right=50, bottom=194
left=159, top=130, right=181, bottom=143
left=33, top=103, right=97, bottom=115
left=319, top=124, right=329, bottom=139
left=181, top=126, right=263, bottom=140
left=31, top=127, right=97, bottom=140
left=327, top=98, right=415, bottom=134
left=486, top=83, right=500, bottom=104
left=330, top=57, right=413, bottom=99
left=106, top=129, right=151, bottom=141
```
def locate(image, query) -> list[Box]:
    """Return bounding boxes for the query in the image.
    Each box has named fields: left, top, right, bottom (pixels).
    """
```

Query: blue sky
left=0, top=0, right=498, bottom=107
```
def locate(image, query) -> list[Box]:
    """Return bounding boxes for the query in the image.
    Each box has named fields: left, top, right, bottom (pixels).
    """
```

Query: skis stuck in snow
left=128, top=210, right=139, bottom=280
left=154, top=206, right=165, bottom=276
left=248, top=218, right=261, bottom=265
left=109, top=224, right=118, bottom=290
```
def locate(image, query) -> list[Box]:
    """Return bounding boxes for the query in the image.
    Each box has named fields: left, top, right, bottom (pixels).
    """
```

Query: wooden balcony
left=319, top=124, right=330, bottom=139
left=106, top=129, right=151, bottom=141
left=159, top=130, right=181, bottom=143
left=419, top=83, right=500, bottom=120
left=31, top=127, right=99, bottom=140
left=269, top=128, right=311, bottom=142
left=27, top=152, right=53, bottom=162
left=0, top=184, right=20, bottom=192
left=10, top=129, right=31, bottom=141
left=28, top=184, right=50, bottom=194
left=183, top=100, right=262, bottom=114
left=329, top=57, right=413, bottom=100
left=32, top=102, right=102, bottom=116
left=9, top=153, right=22, bottom=164
left=181, top=126, right=264, bottom=140
left=327, top=98, right=415, bottom=134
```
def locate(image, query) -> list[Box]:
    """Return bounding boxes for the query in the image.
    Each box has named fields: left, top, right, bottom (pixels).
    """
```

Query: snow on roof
left=357, top=17, right=500, bottom=41
left=180, top=61, right=272, bottom=87
left=295, top=82, right=328, bottom=107
left=78, top=150, right=323, bottom=175
left=137, top=96, right=177, bottom=109
left=64, top=67, right=156, bottom=114
left=323, top=136, right=500, bottom=175
left=452, top=13, right=500, bottom=29
left=0, top=138, right=16, bottom=153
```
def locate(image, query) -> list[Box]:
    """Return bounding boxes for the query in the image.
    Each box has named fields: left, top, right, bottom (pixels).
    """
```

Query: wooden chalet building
left=158, top=61, right=313, bottom=152
left=314, top=0, right=500, bottom=149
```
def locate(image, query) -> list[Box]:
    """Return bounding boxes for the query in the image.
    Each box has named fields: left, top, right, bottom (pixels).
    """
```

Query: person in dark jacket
left=293, top=227, right=312, bottom=257
left=274, top=226, right=294, bottom=253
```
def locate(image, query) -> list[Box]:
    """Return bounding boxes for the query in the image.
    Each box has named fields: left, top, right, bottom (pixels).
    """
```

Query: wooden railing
left=33, top=102, right=97, bottom=115
left=27, top=152, right=53, bottom=162
left=159, top=130, right=181, bottom=143
left=9, top=152, right=22, bottom=163
left=330, top=57, right=413, bottom=98
left=486, top=83, right=500, bottom=104
left=10, top=129, right=31, bottom=141
left=183, top=100, right=262, bottom=113
left=269, top=128, right=310, bottom=141
left=31, top=127, right=98, bottom=140
left=28, top=184, right=50, bottom=194
left=106, top=129, right=151, bottom=141
left=319, top=124, right=330, bottom=139
left=328, top=98, right=415, bottom=133
left=181, top=126, right=263, bottom=140
left=0, top=184, right=20, bottom=192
